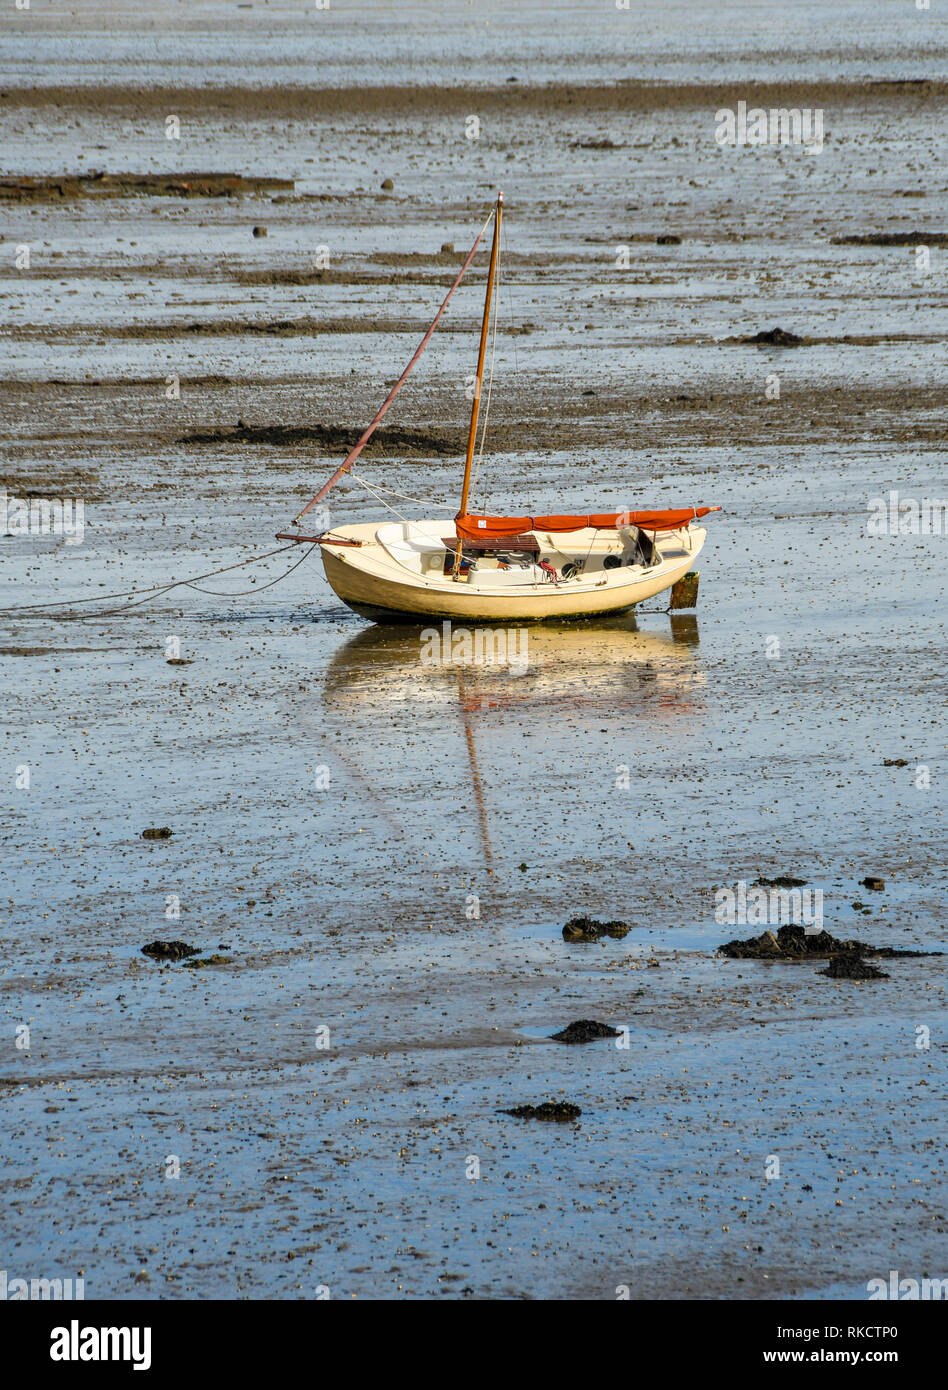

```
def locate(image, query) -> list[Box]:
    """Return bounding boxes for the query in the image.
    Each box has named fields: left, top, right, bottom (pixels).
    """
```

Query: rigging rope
left=347, top=471, right=446, bottom=510
left=294, top=204, right=496, bottom=523
left=468, top=239, right=500, bottom=513
left=347, top=472, right=460, bottom=556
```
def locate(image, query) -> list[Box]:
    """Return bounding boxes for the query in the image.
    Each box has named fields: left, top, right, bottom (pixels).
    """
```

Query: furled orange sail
left=455, top=507, right=720, bottom=541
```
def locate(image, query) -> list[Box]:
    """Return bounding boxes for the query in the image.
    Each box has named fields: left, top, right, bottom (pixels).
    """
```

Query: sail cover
left=455, top=507, right=720, bottom=540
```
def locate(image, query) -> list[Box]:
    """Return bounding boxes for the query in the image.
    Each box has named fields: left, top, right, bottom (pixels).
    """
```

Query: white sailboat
left=278, top=192, right=720, bottom=623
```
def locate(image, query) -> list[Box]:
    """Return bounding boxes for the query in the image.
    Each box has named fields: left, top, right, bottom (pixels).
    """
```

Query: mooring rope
left=0, top=541, right=316, bottom=621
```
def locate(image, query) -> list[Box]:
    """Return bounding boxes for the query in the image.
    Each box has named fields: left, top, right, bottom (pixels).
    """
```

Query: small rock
left=252, top=225, right=267, bottom=237
left=440, top=241, right=454, bottom=254
left=141, top=827, right=172, bottom=839
left=380, top=178, right=394, bottom=191
left=883, top=758, right=909, bottom=767
left=755, top=875, right=807, bottom=888
left=862, top=876, right=885, bottom=891
left=182, top=954, right=232, bottom=969
left=656, top=233, right=681, bottom=244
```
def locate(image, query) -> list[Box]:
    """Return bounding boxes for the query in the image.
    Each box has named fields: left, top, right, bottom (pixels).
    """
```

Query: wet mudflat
left=1, top=1, right=946, bottom=1300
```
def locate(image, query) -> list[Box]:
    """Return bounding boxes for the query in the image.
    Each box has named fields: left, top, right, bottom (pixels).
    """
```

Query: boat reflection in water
left=323, top=613, right=704, bottom=715
left=321, top=615, right=705, bottom=874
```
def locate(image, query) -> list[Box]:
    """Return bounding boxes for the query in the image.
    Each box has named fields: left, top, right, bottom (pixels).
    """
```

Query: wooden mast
left=453, top=190, right=502, bottom=578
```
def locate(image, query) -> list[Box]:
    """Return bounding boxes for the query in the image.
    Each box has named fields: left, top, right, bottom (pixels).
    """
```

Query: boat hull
left=321, top=526, right=705, bottom=623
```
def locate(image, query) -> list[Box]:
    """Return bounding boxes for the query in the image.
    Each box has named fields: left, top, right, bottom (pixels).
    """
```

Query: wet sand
left=1, top=0, right=947, bottom=1300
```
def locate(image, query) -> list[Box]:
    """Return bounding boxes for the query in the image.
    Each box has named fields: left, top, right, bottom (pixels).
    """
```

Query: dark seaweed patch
left=502, top=1101, right=582, bottom=1122
left=562, top=916, right=631, bottom=942
left=550, top=1020, right=621, bottom=1045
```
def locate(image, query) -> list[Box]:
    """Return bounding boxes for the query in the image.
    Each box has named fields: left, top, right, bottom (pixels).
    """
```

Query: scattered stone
left=883, top=758, right=909, bottom=767
left=656, top=233, right=681, bottom=244
left=742, top=327, right=803, bottom=346
left=141, top=940, right=198, bottom=960
left=502, top=1101, right=581, bottom=1122
left=862, top=876, right=885, bottom=891
left=550, top=1020, right=621, bottom=1045
left=440, top=241, right=454, bottom=254
left=821, top=956, right=889, bottom=981
left=182, top=954, right=233, bottom=969
left=380, top=178, right=394, bottom=191
left=571, top=138, right=625, bottom=150
left=252, top=225, right=267, bottom=237
left=141, top=826, right=172, bottom=839
left=166, top=658, right=192, bottom=666
left=755, top=874, right=807, bottom=888
left=562, top=915, right=631, bottom=942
